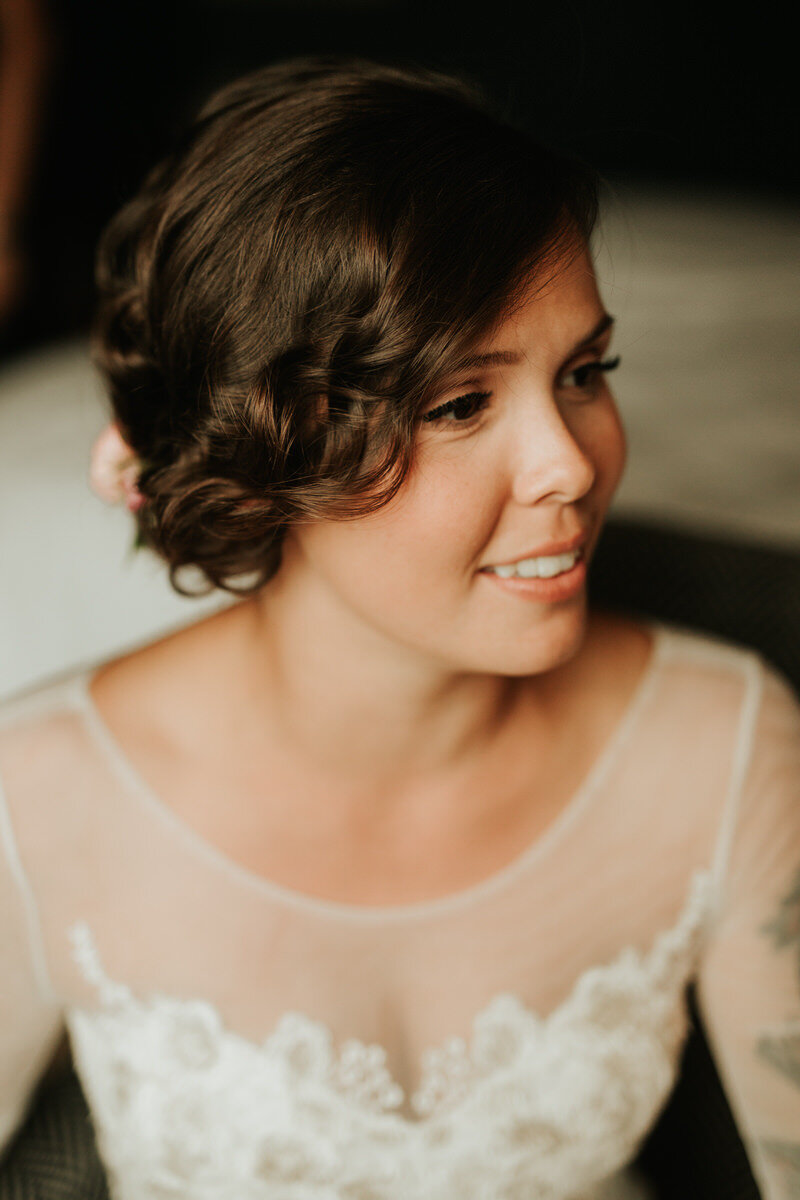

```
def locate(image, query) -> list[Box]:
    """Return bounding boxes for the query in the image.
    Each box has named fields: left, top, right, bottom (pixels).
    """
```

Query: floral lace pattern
left=65, top=869, right=714, bottom=1200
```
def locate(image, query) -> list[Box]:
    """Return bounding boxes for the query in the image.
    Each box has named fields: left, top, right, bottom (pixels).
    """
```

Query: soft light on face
left=280, top=243, right=627, bottom=679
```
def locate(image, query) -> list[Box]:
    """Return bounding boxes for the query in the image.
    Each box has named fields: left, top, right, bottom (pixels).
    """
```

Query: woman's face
left=280, top=242, right=627, bottom=678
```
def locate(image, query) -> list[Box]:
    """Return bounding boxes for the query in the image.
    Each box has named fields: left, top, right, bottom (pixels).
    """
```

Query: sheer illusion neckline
left=73, top=619, right=668, bottom=923
left=66, top=861, right=713, bottom=1128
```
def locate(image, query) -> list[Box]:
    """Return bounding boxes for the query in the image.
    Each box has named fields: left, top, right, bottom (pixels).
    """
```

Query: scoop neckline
left=73, top=618, right=669, bottom=924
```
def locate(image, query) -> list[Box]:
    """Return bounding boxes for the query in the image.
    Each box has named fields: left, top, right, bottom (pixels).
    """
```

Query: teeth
left=487, top=550, right=580, bottom=579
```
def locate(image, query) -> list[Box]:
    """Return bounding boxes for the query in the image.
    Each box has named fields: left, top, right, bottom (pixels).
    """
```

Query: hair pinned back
left=91, top=54, right=599, bottom=597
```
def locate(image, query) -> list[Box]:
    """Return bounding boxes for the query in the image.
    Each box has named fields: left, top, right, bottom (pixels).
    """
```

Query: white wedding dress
left=1, top=619, right=798, bottom=1199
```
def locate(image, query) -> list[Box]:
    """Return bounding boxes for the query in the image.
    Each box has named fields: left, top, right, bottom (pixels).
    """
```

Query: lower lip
left=478, top=555, right=587, bottom=602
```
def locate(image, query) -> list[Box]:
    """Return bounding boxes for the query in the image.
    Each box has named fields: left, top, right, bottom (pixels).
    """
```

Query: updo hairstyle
left=91, top=54, right=599, bottom=596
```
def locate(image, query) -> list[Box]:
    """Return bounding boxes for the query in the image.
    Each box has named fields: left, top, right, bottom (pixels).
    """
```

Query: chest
left=148, top=695, right=601, bottom=910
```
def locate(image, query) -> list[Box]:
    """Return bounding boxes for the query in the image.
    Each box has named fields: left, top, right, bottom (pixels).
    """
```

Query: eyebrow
left=459, top=312, right=616, bottom=370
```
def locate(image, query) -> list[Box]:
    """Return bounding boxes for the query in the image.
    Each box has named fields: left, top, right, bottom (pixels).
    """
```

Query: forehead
left=468, top=245, right=603, bottom=361
left=508, top=244, right=598, bottom=323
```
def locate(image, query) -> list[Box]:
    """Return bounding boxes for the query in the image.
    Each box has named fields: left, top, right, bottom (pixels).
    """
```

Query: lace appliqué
left=65, top=869, right=714, bottom=1200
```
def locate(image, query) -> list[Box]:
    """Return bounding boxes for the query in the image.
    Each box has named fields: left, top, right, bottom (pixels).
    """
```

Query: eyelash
left=421, top=355, right=622, bottom=426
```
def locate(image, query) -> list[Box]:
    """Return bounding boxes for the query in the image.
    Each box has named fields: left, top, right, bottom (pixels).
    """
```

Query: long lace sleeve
left=697, top=657, right=800, bottom=1199
left=0, top=769, right=65, bottom=1158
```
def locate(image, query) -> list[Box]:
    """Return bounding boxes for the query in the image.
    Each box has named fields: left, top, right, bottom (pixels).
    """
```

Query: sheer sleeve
left=0, top=769, right=65, bottom=1158
left=697, top=657, right=800, bottom=1199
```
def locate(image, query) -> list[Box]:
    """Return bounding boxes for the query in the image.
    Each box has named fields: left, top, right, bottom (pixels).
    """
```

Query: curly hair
left=91, top=54, right=599, bottom=597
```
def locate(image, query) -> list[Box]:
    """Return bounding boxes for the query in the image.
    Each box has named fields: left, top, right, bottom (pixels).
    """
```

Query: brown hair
left=92, top=54, right=599, bottom=597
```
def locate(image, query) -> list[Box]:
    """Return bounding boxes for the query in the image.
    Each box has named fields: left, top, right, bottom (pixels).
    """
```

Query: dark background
left=4, top=0, right=795, bottom=358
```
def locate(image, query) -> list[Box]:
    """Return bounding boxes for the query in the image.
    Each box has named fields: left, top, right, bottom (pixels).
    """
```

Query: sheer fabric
left=1, top=619, right=798, bottom=1198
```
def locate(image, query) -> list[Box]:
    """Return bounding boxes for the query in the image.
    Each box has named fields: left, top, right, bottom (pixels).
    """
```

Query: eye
left=561, top=355, right=621, bottom=392
left=421, top=390, right=492, bottom=426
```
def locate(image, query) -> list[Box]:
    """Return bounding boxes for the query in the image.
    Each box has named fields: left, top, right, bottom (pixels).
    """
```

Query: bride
left=1, top=54, right=797, bottom=1200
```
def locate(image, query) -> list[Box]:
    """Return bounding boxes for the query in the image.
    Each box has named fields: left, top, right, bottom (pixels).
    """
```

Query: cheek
left=590, top=401, right=627, bottom=495
left=337, top=457, right=502, bottom=594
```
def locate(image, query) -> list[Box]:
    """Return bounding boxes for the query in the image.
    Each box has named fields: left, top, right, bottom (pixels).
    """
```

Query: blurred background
left=1, top=0, right=798, bottom=699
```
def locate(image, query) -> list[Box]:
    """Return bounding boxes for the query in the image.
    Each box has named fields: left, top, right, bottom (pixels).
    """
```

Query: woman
left=1, top=55, right=798, bottom=1199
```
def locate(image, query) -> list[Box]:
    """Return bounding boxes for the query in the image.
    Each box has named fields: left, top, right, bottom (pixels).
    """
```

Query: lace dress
left=1, top=619, right=799, bottom=1199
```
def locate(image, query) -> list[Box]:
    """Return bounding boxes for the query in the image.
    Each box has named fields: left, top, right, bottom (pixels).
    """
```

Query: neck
left=234, top=560, right=530, bottom=805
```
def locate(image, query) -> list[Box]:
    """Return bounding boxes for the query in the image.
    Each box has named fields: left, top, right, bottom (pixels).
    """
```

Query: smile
left=481, top=549, right=582, bottom=580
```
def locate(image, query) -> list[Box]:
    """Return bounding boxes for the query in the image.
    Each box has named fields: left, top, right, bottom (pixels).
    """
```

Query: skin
left=90, top=239, right=648, bottom=894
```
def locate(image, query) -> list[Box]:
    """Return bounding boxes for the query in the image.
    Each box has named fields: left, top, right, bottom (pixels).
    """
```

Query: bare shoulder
left=87, top=600, right=249, bottom=741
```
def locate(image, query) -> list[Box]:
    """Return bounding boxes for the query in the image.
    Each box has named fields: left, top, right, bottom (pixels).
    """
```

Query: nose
left=509, top=396, right=596, bottom=506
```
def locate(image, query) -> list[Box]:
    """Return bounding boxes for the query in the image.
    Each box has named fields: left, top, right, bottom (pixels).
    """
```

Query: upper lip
left=482, top=530, right=589, bottom=569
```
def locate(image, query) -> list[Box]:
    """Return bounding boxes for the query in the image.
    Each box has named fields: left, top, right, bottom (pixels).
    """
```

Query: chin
left=460, top=605, right=589, bottom=679
left=524, top=606, right=589, bottom=671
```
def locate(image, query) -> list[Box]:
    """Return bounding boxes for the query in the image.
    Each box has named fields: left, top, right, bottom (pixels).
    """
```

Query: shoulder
left=647, top=617, right=798, bottom=719
left=581, top=609, right=760, bottom=700
left=587, top=609, right=798, bottom=744
left=597, top=610, right=783, bottom=688
left=0, top=670, right=96, bottom=845
left=84, top=601, right=248, bottom=761
left=0, top=668, right=87, bottom=738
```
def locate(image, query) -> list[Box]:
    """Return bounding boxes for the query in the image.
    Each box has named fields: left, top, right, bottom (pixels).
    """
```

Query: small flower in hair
left=88, top=421, right=145, bottom=513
